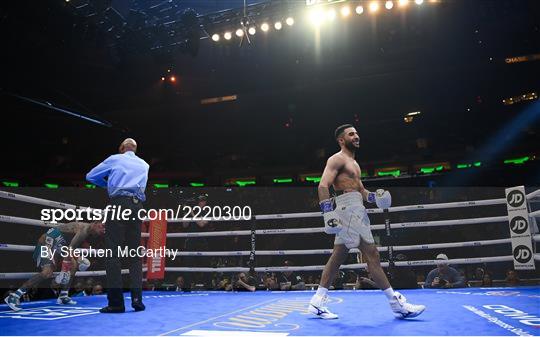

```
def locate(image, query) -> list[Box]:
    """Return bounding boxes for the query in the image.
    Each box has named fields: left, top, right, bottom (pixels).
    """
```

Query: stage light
left=169, top=76, right=176, bottom=83
left=236, top=28, right=244, bottom=37
left=261, top=23, right=269, bottom=32
left=309, top=9, right=325, bottom=26
left=398, top=0, right=409, bottom=6
left=341, top=6, right=351, bottom=17
left=211, top=34, right=220, bottom=42
left=161, top=77, right=165, bottom=81
left=369, top=1, right=380, bottom=13
left=356, top=5, right=364, bottom=14
left=415, top=0, right=424, bottom=4
left=326, top=8, right=336, bottom=20
left=224, top=32, right=232, bottom=40
left=385, top=1, right=394, bottom=9
left=274, top=21, right=282, bottom=30
left=286, top=17, right=294, bottom=26
left=248, top=27, right=256, bottom=35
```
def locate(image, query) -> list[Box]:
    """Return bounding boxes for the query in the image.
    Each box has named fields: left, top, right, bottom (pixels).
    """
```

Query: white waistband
left=335, top=191, right=364, bottom=207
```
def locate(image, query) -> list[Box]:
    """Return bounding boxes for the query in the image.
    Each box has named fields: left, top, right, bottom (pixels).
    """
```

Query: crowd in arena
left=1, top=265, right=525, bottom=303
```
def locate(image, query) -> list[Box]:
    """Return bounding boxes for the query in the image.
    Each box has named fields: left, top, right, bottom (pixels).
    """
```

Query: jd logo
left=510, top=216, right=529, bottom=234
left=507, top=190, right=525, bottom=208
left=513, top=245, right=532, bottom=263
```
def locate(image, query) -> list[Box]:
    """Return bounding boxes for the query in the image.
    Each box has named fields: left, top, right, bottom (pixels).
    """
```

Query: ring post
left=383, top=208, right=395, bottom=278
left=248, top=218, right=256, bottom=277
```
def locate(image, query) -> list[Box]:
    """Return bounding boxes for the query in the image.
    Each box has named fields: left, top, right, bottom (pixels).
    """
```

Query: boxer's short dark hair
left=335, top=124, right=354, bottom=139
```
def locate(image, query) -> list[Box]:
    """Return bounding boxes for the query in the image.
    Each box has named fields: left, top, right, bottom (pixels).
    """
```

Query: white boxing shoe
left=308, top=294, right=339, bottom=319
left=389, top=291, right=425, bottom=319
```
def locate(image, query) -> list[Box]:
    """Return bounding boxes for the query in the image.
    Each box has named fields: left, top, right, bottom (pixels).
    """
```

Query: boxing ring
left=1, top=188, right=539, bottom=336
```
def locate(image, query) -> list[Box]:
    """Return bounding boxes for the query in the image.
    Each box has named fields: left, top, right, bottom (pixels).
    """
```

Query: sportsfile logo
left=507, top=190, right=525, bottom=208
left=513, top=245, right=532, bottom=264
left=510, top=216, right=529, bottom=235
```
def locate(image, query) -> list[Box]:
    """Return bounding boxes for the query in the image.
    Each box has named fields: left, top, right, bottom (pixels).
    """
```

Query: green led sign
left=190, top=182, right=205, bottom=187
left=235, top=180, right=256, bottom=187
left=419, top=165, right=444, bottom=174
left=504, top=156, right=530, bottom=165
left=273, top=178, right=293, bottom=184
left=377, top=170, right=401, bottom=177
left=153, top=183, right=169, bottom=188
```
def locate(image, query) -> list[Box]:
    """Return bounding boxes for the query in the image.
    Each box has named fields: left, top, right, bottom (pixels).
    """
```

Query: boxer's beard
left=344, top=140, right=358, bottom=151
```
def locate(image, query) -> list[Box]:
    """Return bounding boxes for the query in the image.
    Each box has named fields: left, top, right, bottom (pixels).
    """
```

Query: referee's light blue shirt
left=86, top=151, right=149, bottom=202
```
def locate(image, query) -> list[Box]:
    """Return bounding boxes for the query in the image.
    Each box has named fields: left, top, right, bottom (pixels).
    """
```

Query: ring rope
left=0, top=255, right=519, bottom=278
left=0, top=215, right=61, bottom=228
left=0, top=190, right=79, bottom=210
left=170, top=237, right=514, bottom=256
left=163, top=255, right=515, bottom=273
left=0, top=268, right=147, bottom=280
left=165, top=215, right=509, bottom=238
left=0, top=237, right=516, bottom=255
left=0, top=214, right=512, bottom=237
left=527, top=188, right=540, bottom=199
left=253, top=198, right=508, bottom=220
left=3, top=189, right=538, bottom=220
left=529, top=209, right=540, bottom=218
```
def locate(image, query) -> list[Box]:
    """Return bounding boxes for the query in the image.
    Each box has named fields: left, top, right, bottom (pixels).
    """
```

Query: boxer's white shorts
left=333, top=191, right=374, bottom=248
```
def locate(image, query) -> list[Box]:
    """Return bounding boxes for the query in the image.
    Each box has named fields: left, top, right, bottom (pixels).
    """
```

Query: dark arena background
left=1, top=0, right=539, bottom=336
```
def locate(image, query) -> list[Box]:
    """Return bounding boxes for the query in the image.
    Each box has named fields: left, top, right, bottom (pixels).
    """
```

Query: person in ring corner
left=86, top=138, right=149, bottom=313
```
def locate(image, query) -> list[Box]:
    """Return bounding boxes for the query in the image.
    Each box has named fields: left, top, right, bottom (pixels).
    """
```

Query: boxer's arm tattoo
left=69, top=226, right=90, bottom=249
left=56, top=222, right=90, bottom=249
left=55, top=222, right=82, bottom=234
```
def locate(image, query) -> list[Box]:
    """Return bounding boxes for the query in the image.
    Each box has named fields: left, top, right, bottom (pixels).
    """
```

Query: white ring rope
left=3, top=189, right=538, bottom=221
left=530, top=209, right=540, bottom=218
left=0, top=214, right=512, bottom=237
left=0, top=237, right=515, bottom=256
left=254, top=198, right=508, bottom=220
left=0, top=190, right=79, bottom=210
left=0, top=268, right=147, bottom=280
left=164, top=255, right=515, bottom=273
left=165, top=215, right=509, bottom=238
left=527, top=188, right=540, bottom=200
left=0, top=255, right=519, bottom=278
left=0, top=215, right=60, bottom=228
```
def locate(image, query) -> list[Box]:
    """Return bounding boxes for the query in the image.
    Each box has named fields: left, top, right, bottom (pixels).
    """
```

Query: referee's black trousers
left=104, top=195, right=143, bottom=307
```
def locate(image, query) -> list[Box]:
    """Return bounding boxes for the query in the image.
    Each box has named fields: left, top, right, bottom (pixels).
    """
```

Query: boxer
left=4, top=221, right=104, bottom=311
left=308, top=124, right=425, bottom=319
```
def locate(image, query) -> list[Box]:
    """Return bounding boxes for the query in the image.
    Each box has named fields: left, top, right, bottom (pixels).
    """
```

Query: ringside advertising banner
left=146, top=211, right=168, bottom=280
left=505, top=186, right=535, bottom=270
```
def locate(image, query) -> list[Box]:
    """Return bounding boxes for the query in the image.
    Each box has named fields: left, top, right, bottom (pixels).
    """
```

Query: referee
left=86, top=138, right=149, bottom=313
